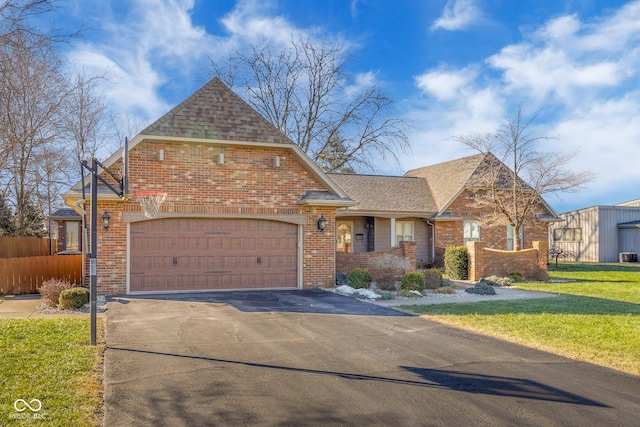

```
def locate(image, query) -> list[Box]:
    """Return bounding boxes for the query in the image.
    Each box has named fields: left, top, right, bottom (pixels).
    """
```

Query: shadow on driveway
left=107, top=346, right=607, bottom=407
left=109, top=288, right=411, bottom=316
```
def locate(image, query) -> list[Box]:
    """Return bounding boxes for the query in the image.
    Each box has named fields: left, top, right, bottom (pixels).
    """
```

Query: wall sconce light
left=159, top=149, right=164, bottom=161
left=317, top=214, right=327, bottom=232
left=274, top=155, right=280, bottom=167
left=102, top=210, right=111, bottom=231
left=218, top=153, right=224, bottom=165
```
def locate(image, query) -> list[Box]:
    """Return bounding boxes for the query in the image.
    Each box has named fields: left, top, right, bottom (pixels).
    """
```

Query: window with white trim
left=463, top=220, right=480, bottom=243
left=395, top=221, right=414, bottom=242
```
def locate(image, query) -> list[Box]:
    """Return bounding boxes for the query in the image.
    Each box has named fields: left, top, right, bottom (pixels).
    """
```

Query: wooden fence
left=0, top=254, right=82, bottom=295
left=0, top=236, right=57, bottom=258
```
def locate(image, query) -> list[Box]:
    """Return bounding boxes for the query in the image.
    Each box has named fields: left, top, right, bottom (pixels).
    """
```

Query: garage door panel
left=130, top=218, right=298, bottom=292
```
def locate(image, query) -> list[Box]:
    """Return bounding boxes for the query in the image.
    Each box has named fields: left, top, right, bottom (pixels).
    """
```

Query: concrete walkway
left=0, top=294, right=90, bottom=319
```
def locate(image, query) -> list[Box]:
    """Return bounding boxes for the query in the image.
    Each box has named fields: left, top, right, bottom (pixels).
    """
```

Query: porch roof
left=328, top=173, right=437, bottom=216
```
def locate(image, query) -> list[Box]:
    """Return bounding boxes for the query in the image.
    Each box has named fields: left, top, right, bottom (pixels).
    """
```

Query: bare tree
left=0, top=33, right=70, bottom=235
left=211, top=34, right=409, bottom=172
left=453, top=107, right=594, bottom=251
left=1, top=0, right=78, bottom=48
left=63, top=70, right=110, bottom=181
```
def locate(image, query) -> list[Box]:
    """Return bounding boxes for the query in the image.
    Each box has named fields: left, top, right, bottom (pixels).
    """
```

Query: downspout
left=426, top=219, right=435, bottom=263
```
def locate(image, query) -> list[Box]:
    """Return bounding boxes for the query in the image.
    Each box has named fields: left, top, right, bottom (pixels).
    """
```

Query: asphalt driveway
left=104, top=289, right=639, bottom=426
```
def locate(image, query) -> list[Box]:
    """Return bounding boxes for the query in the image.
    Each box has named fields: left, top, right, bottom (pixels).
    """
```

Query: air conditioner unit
left=619, top=252, right=638, bottom=263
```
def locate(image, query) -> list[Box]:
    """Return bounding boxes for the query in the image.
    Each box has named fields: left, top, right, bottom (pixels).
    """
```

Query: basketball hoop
left=132, top=190, right=167, bottom=218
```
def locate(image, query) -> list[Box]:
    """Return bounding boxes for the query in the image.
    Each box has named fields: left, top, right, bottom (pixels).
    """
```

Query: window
left=553, top=228, right=582, bottom=242
left=337, top=222, right=353, bottom=253
left=395, top=221, right=414, bottom=242
left=507, top=225, right=524, bottom=250
left=463, top=220, right=480, bottom=243
left=65, top=221, right=80, bottom=251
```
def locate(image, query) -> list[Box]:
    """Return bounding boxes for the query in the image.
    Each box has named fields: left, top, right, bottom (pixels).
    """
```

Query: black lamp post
left=80, top=138, right=128, bottom=346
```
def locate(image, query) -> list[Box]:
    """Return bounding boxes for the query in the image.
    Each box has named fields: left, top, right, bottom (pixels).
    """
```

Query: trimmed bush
left=59, top=287, right=90, bottom=310
left=401, top=271, right=426, bottom=292
left=465, top=283, right=496, bottom=295
left=347, top=268, right=372, bottom=289
left=444, top=245, right=468, bottom=280
left=508, top=271, right=525, bottom=282
left=423, top=268, right=443, bottom=289
left=39, top=279, right=74, bottom=307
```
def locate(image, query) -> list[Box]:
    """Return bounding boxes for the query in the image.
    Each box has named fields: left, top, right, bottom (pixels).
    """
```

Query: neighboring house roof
left=49, top=208, right=81, bottom=221
left=141, top=78, right=293, bottom=144
left=328, top=173, right=437, bottom=216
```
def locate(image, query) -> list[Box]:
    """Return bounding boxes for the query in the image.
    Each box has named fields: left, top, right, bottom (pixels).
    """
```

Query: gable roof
left=141, top=77, right=293, bottom=144
left=405, top=153, right=486, bottom=212
left=62, top=78, right=353, bottom=204
left=328, top=173, right=437, bottom=216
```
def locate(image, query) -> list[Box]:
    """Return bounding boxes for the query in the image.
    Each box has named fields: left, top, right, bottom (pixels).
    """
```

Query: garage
left=129, top=218, right=298, bottom=292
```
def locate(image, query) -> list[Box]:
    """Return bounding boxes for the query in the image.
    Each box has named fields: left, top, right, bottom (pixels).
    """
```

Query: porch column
left=390, top=217, right=396, bottom=247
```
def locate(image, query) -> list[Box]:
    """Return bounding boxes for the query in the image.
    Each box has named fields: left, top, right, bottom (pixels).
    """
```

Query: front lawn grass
left=0, top=318, right=104, bottom=426
left=401, top=262, right=640, bottom=376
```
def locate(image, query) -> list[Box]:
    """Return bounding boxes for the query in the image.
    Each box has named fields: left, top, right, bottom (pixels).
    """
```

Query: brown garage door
left=130, top=218, right=298, bottom=292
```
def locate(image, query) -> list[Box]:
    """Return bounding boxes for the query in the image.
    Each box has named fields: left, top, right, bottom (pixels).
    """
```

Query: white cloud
left=415, top=66, right=477, bottom=101
left=408, top=1, right=640, bottom=211
left=65, top=0, right=214, bottom=120
left=431, top=0, right=482, bottom=31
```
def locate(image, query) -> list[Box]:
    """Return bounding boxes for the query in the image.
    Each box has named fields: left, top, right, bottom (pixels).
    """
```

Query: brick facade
left=434, top=190, right=551, bottom=265
left=86, top=140, right=341, bottom=294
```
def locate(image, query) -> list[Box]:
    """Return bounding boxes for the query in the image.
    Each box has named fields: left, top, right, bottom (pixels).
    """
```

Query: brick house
left=62, top=78, right=355, bottom=295
left=330, top=154, right=560, bottom=267
left=49, top=207, right=82, bottom=253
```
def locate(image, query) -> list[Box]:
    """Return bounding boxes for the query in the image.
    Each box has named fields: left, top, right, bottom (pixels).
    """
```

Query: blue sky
left=53, top=0, right=640, bottom=212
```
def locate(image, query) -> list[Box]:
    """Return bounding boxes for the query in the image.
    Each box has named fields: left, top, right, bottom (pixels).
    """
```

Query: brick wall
left=434, top=190, right=550, bottom=264
left=336, top=241, right=417, bottom=275
left=467, top=240, right=548, bottom=281
left=86, top=140, right=338, bottom=294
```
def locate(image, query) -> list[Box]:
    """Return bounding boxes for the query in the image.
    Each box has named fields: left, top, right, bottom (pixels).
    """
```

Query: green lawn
left=0, top=318, right=104, bottom=426
left=402, top=262, right=640, bottom=376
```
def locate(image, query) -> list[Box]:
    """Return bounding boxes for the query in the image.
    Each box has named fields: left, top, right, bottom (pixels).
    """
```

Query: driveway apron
left=104, top=289, right=639, bottom=426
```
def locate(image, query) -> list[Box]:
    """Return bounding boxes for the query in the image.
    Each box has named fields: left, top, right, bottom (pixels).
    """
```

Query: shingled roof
left=141, top=77, right=294, bottom=144
left=405, top=153, right=486, bottom=211
left=328, top=174, right=437, bottom=215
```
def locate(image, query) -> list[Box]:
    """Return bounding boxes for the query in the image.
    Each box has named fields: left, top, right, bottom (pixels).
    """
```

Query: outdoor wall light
left=317, top=214, right=327, bottom=232
left=274, top=155, right=280, bottom=167
left=218, top=153, right=225, bottom=165
left=102, top=210, right=111, bottom=231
